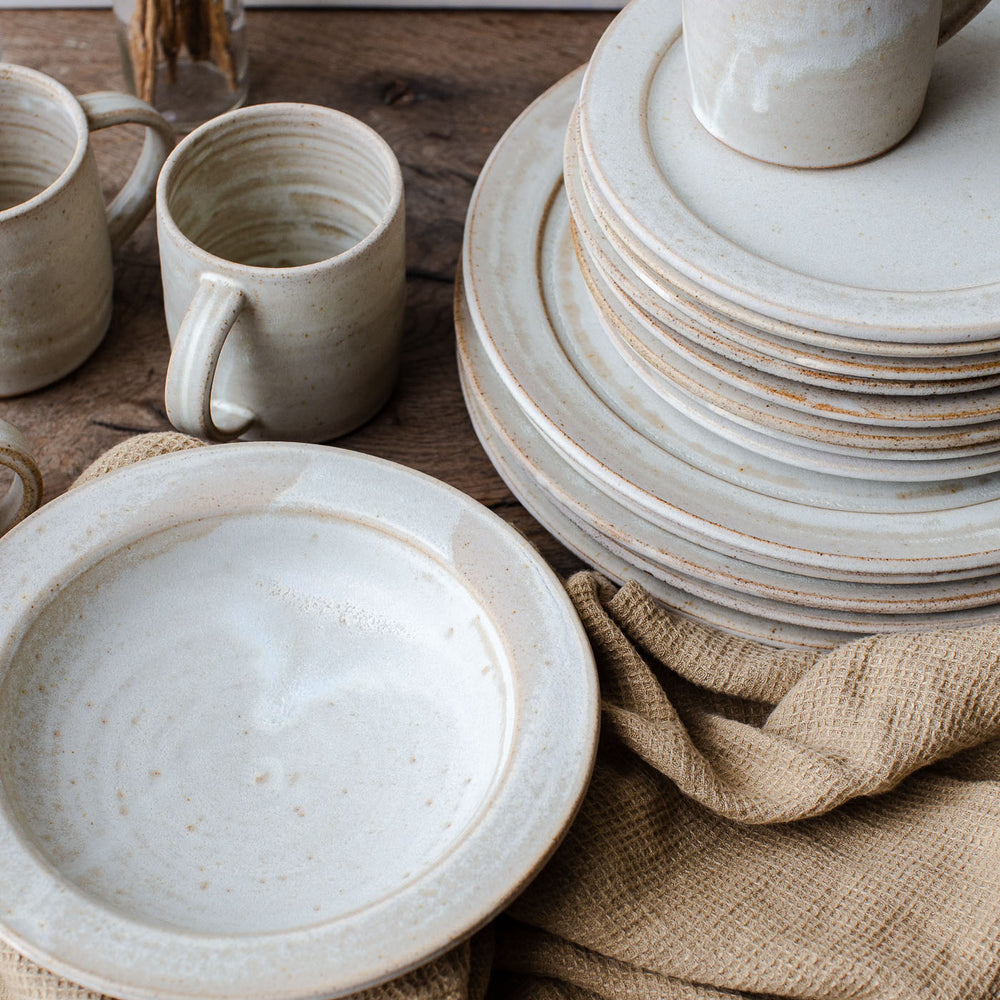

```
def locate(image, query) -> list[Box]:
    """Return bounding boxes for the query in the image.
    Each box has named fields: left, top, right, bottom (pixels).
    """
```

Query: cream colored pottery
left=573, top=120, right=1000, bottom=361
left=460, top=68, right=1000, bottom=583
left=681, top=0, right=980, bottom=167
left=458, top=285, right=1000, bottom=631
left=158, top=103, right=405, bottom=443
left=578, top=0, right=1000, bottom=341
left=571, top=221, right=1000, bottom=468
left=0, top=64, right=173, bottom=395
left=0, top=441, right=598, bottom=1000
left=0, top=416, right=41, bottom=532
left=563, top=119, right=1000, bottom=388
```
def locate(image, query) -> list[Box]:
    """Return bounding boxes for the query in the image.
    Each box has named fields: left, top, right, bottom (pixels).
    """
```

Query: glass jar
left=113, top=0, right=249, bottom=133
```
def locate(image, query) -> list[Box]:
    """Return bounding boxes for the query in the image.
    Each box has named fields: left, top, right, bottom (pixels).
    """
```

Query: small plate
left=573, top=132, right=1000, bottom=361
left=572, top=230, right=1000, bottom=478
left=578, top=0, right=1000, bottom=341
left=0, top=442, right=598, bottom=1000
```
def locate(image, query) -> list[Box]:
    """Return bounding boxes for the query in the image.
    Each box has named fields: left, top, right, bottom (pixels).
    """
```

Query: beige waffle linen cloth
left=3, top=432, right=998, bottom=1000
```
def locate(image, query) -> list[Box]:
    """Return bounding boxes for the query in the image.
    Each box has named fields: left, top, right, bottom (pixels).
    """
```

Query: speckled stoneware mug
left=157, top=102, right=406, bottom=443
left=681, top=0, right=992, bottom=167
left=0, top=416, right=42, bottom=534
left=0, top=64, right=173, bottom=395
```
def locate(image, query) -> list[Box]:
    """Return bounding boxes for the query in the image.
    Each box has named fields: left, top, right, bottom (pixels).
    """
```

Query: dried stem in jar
left=126, top=0, right=238, bottom=104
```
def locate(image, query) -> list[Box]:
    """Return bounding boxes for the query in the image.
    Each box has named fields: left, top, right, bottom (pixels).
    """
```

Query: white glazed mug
left=681, top=0, right=992, bottom=167
left=0, top=64, right=174, bottom=394
left=157, top=102, right=406, bottom=443
left=0, top=417, right=41, bottom=534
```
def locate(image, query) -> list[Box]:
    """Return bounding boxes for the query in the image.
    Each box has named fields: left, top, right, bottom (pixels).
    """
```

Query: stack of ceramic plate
left=566, top=0, right=1000, bottom=483
left=456, top=0, right=1000, bottom=649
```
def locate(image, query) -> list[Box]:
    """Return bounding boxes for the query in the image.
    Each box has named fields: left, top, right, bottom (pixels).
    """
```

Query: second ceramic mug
left=0, top=416, right=41, bottom=535
left=158, top=102, right=406, bottom=443
left=681, top=0, right=991, bottom=167
left=0, top=64, right=174, bottom=395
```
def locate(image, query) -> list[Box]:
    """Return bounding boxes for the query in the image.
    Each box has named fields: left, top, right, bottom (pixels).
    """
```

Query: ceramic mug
left=157, top=102, right=406, bottom=443
left=0, top=64, right=174, bottom=395
left=0, top=417, right=42, bottom=534
left=681, top=0, right=992, bottom=167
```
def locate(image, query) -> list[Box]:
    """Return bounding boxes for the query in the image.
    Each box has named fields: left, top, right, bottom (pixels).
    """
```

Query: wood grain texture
left=0, top=7, right=614, bottom=576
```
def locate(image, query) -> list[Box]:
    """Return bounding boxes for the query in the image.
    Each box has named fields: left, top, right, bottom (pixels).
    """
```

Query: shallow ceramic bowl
left=0, top=442, right=598, bottom=1000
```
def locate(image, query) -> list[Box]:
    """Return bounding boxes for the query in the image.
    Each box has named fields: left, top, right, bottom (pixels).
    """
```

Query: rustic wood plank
left=0, top=7, right=614, bottom=578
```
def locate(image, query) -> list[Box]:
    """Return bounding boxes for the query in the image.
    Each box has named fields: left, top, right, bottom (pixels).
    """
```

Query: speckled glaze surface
left=578, top=0, right=1000, bottom=340
left=0, top=64, right=172, bottom=395
left=0, top=442, right=598, bottom=1000
left=460, top=69, right=1000, bottom=583
left=563, top=116, right=1000, bottom=389
left=681, top=0, right=948, bottom=167
left=158, top=103, right=405, bottom=443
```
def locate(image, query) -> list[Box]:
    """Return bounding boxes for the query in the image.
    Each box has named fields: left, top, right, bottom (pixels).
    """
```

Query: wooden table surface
left=0, top=5, right=616, bottom=578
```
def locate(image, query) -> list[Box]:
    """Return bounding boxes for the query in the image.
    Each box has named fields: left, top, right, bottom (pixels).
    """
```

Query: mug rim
left=0, top=63, right=90, bottom=222
left=156, top=101, right=405, bottom=276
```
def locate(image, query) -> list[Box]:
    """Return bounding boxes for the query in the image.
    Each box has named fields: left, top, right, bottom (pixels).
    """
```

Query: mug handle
left=164, top=274, right=256, bottom=442
left=0, top=419, right=43, bottom=537
left=940, top=0, right=991, bottom=42
left=77, top=91, right=175, bottom=252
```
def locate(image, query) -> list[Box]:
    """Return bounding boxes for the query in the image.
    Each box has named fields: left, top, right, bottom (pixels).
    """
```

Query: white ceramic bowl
left=0, top=442, right=598, bottom=1000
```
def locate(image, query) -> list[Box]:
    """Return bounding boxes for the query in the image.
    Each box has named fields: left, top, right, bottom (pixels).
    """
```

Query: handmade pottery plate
left=460, top=68, right=1000, bottom=581
left=572, top=129, right=1000, bottom=361
left=458, top=284, right=1000, bottom=629
left=0, top=442, right=598, bottom=1000
left=564, top=121, right=1000, bottom=392
left=571, top=230, right=1000, bottom=478
left=457, top=315, right=856, bottom=650
left=578, top=0, right=1000, bottom=341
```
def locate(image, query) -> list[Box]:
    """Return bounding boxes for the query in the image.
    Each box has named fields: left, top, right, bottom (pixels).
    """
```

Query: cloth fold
left=1, top=433, right=997, bottom=1000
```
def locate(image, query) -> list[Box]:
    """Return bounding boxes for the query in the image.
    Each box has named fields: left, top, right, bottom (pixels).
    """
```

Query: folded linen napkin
left=2, top=434, right=998, bottom=1000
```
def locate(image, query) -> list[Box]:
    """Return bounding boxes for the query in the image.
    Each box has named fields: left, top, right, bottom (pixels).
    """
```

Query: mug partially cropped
left=0, top=64, right=173, bottom=394
left=681, top=0, right=992, bottom=167
left=0, top=416, right=42, bottom=535
left=157, top=102, right=406, bottom=443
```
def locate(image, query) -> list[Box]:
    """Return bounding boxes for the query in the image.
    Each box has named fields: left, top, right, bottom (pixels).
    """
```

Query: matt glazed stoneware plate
left=0, top=442, right=598, bottom=1000
left=460, top=70, right=1000, bottom=582
left=577, top=0, right=1000, bottom=342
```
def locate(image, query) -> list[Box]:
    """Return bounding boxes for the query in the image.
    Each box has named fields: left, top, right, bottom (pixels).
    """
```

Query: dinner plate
left=0, top=442, right=598, bottom=1000
left=458, top=284, right=1000, bottom=628
left=460, top=67, right=1000, bottom=581
left=577, top=0, right=1000, bottom=342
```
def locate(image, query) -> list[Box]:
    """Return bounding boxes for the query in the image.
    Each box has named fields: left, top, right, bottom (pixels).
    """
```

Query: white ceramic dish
left=0, top=442, right=598, bottom=1000
left=563, top=122, right=1000, bottom=394
left=578, top=0, right=1000, bottom=342
left=460, top=68, right=1000, bottom=582
left=457, top=282, right=1000, bottom=625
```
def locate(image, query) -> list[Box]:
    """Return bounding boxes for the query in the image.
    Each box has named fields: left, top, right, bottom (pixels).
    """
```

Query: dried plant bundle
left=127, top=0, right=237, bottom=103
